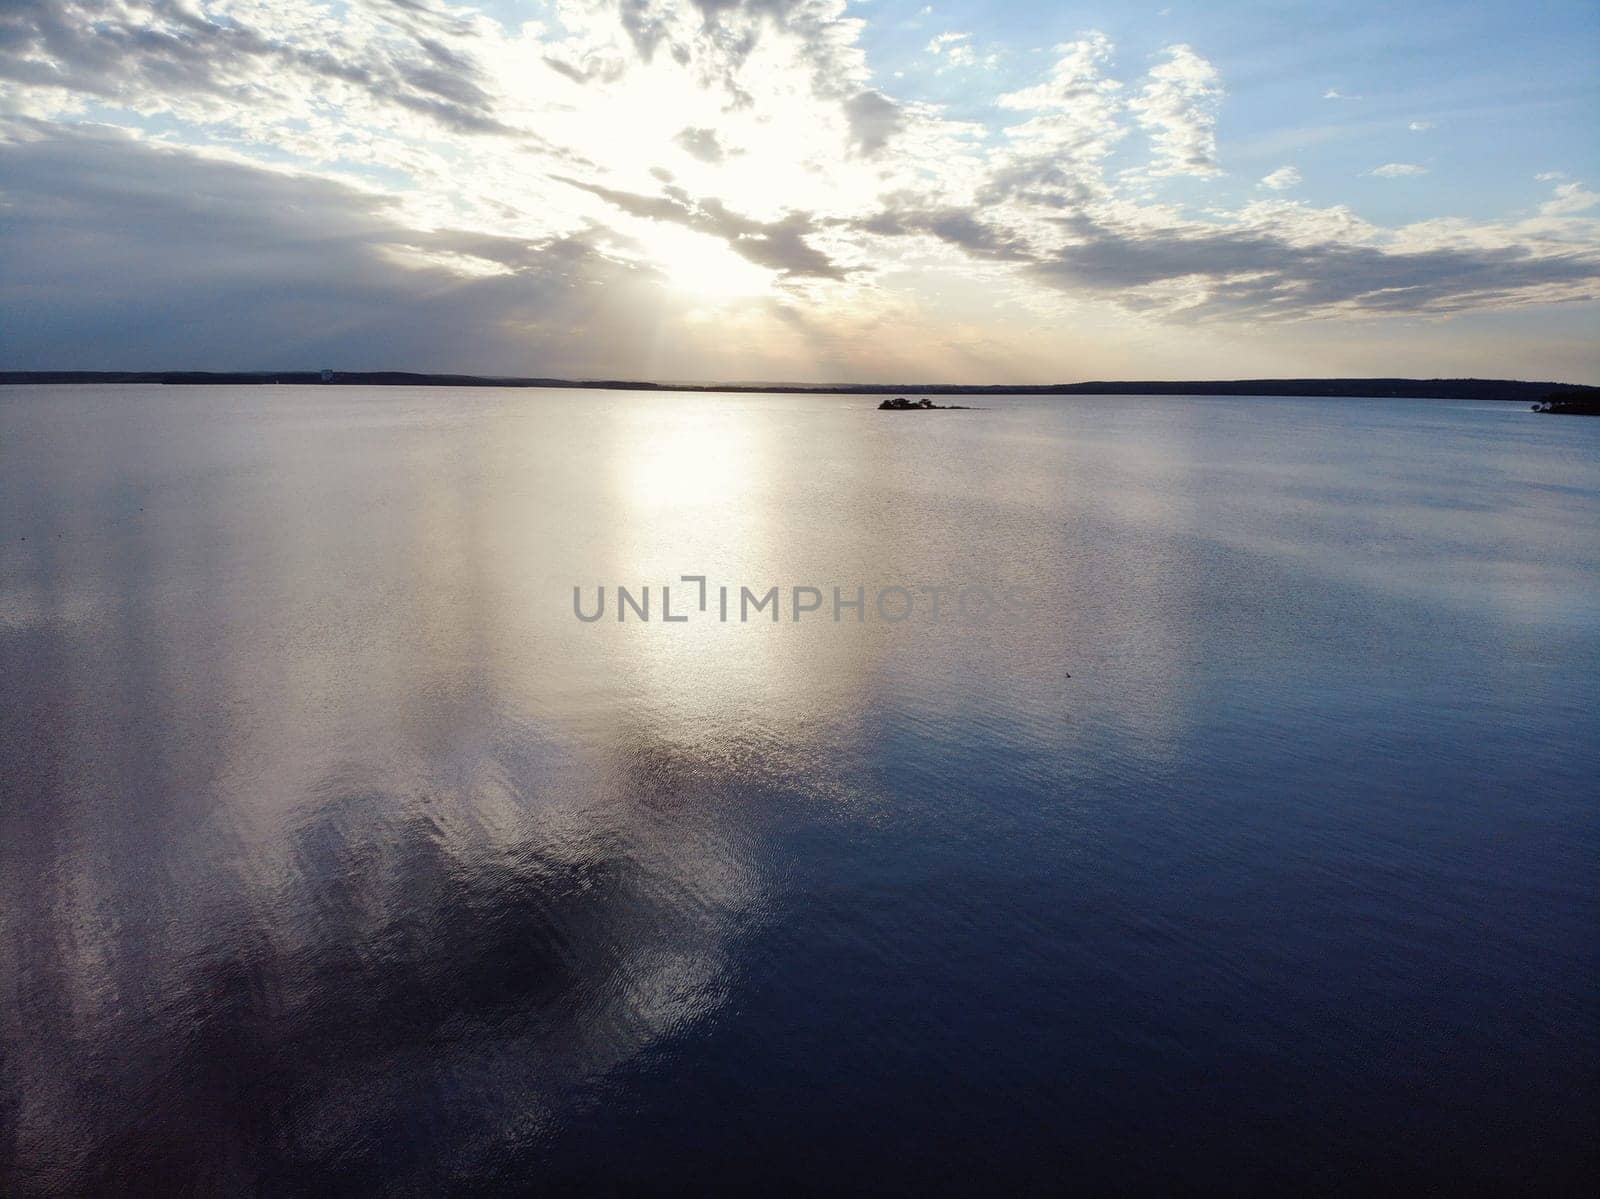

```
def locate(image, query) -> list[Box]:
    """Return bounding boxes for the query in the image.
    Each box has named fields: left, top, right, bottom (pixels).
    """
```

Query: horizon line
left=2, top=370, right=1597, bottom=398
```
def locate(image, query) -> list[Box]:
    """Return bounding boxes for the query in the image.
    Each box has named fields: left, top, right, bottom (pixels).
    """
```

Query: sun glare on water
left=621, top=414, right=753, bottom=509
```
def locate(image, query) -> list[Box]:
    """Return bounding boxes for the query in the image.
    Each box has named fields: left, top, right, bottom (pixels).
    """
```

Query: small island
left=1531, top=390, right=1600, bottom=416
left=877, top=396, right=971, bottom=410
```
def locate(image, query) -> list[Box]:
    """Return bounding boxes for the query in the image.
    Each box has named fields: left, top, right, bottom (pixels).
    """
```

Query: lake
left=1, top=386, right=1596, bottom=1193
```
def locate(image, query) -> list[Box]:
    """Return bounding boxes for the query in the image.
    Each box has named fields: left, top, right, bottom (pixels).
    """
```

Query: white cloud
left=1535, top=171, right=1566, bottom=182
left=1259, top=166, right=1302, bottom=191
left=1128, top=44, right=1223, bottom=177
left=992, top=34, right=1124, bottom=202
left=1368, top=163, right=1428, bottom=178
left=939, top=43, right=999, bottom=70
left=1541, top=181, right=1598, bottom=216
left=1408, top=120, right=1433, bottom=132
left=926, top=32, right=969, bottom=54
left=1323, top=88, right=1360, bottom=100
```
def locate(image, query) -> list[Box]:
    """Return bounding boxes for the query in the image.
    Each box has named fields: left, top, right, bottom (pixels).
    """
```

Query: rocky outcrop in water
left=1531, top=390, right=1600, bottom=415
left=877, top=396, right=970, bottom=410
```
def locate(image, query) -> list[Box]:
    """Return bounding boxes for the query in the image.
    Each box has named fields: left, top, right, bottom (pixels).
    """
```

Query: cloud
left=996, top=34, right=1117, bottom=113
left=843, top=89, right=904, bottom=156
left=1323, top=88, right=1360, bottom=100
left=0, top=0, right=517, bottom=137
left=852, top=177, right=1600, bottom=324
left=0, top=2, right=1596, bottom=377
left=556, top=176, right=849, bottom=280
left=542, top=53, right=629, bottom=87
left=1368, top=162, right=1428, bottom=178
left=849, top=203, right=1036, bottom=261
left=1128, top=45, right=1223, bottom=177
left=0, top=122, right=674, bottom=372
left=1408, top=120, right=1433, bottom=132
left=989, top=34, right=1123, bottom=205
left=1259, top=166, right=1302, bottom=191
left=1024, top=207, right=1600, bottom=321
left=1541, top=181, right=1599, bottom=216
left=675, top=126, right=732, bottom=163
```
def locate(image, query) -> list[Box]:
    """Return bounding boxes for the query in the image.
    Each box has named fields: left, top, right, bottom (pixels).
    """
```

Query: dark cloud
left=1029, top=214, right=1600, bottom=319
left=543, top=53, right=628, bottom=86
left=976, top=159, right=1100, bottom=210
left=560, top=177, right=848, bottom=280
left=0, top=0, right=514, bottom=137
left=682, top=0, right=811, bottom=79
left=853, top=198, right=1599, bottom=319
left=0, top=123, right=678, bottom=373
left=843, top=90, right=903, bottom=157
left=368, top=0, right=480, bottom=40
left=850, top=204, right=1035, bottom=262
left=617, top=0, right=677, bottom=64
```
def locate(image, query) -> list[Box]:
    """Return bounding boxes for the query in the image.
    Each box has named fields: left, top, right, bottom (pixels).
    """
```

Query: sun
left=641, top=224, right=775, bottom=301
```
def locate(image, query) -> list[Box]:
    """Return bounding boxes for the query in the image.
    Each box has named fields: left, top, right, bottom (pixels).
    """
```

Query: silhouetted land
left=1531, top=389, right=1600, bottom=415
left=878, top=397, right=972, bottom=410
left=0, top=371, right=1593, bottom=403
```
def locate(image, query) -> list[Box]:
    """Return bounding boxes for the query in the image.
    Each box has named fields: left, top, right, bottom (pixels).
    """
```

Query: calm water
left=1, top=386, right=1596, bottom=1194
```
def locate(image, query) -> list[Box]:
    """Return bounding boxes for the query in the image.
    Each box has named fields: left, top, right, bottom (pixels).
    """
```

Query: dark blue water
left=1, top=387, right=1596, bottom=1194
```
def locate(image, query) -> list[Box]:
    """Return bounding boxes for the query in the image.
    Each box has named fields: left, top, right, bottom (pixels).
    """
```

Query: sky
left=1, top=0, right=1597, bottom=383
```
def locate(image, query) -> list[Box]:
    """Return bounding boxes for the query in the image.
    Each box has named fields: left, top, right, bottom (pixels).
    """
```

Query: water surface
left=1, top=386, right=1596, bottom=1193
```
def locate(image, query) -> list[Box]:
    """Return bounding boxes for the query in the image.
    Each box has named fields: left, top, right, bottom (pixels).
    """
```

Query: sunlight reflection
left=616, top=407, right=758, bottom=510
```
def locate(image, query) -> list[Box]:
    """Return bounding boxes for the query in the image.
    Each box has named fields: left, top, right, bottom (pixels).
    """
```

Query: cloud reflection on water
left=1, top=387, right=1595, bottom=1192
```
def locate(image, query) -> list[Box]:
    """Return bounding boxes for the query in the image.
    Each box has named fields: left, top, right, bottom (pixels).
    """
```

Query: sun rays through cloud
left=0, top=0, right=1596, bottom=380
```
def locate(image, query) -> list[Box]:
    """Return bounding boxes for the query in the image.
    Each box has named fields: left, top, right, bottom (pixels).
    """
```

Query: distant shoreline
left=0, top=371, right=1593, bottom=404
